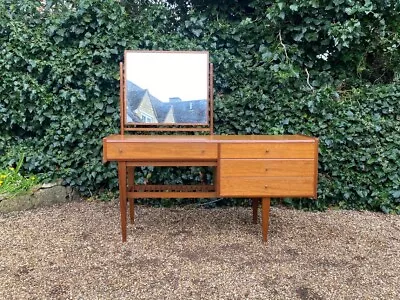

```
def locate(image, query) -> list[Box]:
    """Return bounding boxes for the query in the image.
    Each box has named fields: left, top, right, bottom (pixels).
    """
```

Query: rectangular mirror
left=124, top=51, right=209, bottom=126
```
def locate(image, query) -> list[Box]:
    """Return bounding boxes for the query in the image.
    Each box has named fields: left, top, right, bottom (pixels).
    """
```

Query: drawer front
left=220, top=143, right=315, bottom=159
left=220, top=177, right=315, bottom=197
left=105, top=142, right=218, bottom=160
left=220, top=159, right=315, bottom=177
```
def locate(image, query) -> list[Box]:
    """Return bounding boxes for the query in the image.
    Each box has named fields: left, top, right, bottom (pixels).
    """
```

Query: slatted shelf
left=127, top=184, right=217, bottom=198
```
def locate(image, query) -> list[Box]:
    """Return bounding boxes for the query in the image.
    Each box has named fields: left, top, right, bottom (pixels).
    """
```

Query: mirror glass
left=125, top=51, right=209, bottom=125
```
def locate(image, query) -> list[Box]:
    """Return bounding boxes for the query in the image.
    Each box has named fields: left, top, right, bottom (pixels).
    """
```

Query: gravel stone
left=0, top=202, right=399, bottom=299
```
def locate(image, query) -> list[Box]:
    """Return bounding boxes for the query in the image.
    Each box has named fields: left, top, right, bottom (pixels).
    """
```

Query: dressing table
left=103, top=51, right=318, bottom=242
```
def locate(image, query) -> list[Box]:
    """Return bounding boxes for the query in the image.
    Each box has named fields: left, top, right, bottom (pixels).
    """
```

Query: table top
left=103, top=134, right=317, bottom=143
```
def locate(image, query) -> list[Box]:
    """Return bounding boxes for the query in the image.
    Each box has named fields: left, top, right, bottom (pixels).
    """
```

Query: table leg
left=261, top=197, right=271, bottom=242
left=118, top=162, right=127, bottom=242
left=252, top=198, right=259, bottom=224
left=127, top=167, right=135, bottom=224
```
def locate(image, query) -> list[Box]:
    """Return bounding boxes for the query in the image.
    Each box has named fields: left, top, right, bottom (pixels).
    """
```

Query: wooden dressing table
left=102, top=51, right=318, bottom=243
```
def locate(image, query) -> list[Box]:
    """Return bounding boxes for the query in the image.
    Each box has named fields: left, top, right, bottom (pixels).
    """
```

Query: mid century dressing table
left=103, top=51, right=318, bottom=243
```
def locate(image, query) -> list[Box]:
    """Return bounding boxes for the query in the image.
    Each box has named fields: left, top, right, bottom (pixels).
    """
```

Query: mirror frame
left=121, top=50, right=213, bottom=133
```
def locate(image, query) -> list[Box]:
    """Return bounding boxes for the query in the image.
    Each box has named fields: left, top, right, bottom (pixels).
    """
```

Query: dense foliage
left=0, top=0, right=399, bottom=213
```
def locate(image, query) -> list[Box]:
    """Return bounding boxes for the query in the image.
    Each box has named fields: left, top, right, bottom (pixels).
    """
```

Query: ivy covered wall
left=0, top=0, right=399, bottom=213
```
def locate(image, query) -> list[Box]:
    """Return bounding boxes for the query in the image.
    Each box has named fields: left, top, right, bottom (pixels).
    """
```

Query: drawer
left=220, top=159, right=315, bottom=177
left=220, top=143, right=315, bottom=159
left=219, top=177, right=315, bottom=197
left=105, top=142, right=218, bottom=160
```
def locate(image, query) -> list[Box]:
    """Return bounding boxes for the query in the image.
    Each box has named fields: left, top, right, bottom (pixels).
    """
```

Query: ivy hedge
left=0, top=0, right=399, bottom=213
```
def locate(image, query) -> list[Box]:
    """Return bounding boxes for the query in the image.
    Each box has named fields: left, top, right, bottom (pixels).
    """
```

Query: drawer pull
left=265, top=168, right=268, bottom=172
left=264, top=185, right=268, bottom=189
left=265, top=149, right=270, bottom=153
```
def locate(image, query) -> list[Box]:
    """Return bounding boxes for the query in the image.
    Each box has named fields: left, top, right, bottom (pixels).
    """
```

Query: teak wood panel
left=105, top=142, right=218, bottom=160
left=220, top=159, right=314, bottom=177
left=220, top=143, right=315, bottom=159
left=219, top=177, right=315, bottom=197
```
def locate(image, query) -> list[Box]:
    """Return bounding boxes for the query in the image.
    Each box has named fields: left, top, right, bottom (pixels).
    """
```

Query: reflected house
left=126, top=80, right=207, bottom=123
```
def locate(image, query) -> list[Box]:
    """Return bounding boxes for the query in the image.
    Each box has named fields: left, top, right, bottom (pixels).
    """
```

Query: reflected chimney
left=169, top=97, right=182, bottom=103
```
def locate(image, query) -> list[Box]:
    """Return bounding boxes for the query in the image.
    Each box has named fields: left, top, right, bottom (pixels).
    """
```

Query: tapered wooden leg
left=118, top=162, right=127, bottom=242
left=128, top=199, right=134, bottom=224
left=252, top=198, right=259, bottom=224
left=127, top=167, right=135, bottom=224
left=261, top=197, right=271, bottom=242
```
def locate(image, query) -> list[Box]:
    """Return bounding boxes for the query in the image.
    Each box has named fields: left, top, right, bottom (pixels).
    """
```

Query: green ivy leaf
left=94, top=102, right=104, bottom=110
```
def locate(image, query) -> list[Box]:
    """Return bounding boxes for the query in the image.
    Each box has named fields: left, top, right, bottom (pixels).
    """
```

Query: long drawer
left=105, top=142, right=218, bottom=160
left=220, top=159, right=314, bottom=177
left=219, top=177, right=315, bottom=197
left=220, top=143, right=315, bottom=159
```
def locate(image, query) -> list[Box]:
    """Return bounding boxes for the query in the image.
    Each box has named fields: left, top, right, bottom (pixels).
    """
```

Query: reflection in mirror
left=125, top=51, right=209, bottom=125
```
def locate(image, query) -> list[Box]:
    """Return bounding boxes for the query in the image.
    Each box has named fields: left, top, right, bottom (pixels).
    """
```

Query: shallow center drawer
left=220, top=143, right=315, bottom=159
left=105, top=142, right=218, bottom=160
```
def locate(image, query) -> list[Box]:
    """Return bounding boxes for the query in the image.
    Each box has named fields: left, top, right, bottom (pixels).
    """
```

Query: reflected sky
left=125, top=52, right=208, bottom=102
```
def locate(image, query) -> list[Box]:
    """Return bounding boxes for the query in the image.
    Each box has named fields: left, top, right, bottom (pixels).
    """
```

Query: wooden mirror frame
left=120, top=50, right=213, bottom=134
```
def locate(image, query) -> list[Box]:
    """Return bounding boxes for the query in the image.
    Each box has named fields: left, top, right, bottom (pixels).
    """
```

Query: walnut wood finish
left=103, top=134, right=319, bottom=243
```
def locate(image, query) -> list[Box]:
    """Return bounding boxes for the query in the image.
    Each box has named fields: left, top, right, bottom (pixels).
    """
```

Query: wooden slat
left=132, top=184, right=215, bottom=193
left=127, top=191, right=217, bottom=198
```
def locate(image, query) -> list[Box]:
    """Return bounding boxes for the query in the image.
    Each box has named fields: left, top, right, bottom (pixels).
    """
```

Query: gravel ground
left=0, top=201, right=399, bottom=300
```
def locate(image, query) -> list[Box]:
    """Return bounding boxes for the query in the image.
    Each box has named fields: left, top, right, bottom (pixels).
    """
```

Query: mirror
left=124, top=51, right=209, bottom=125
